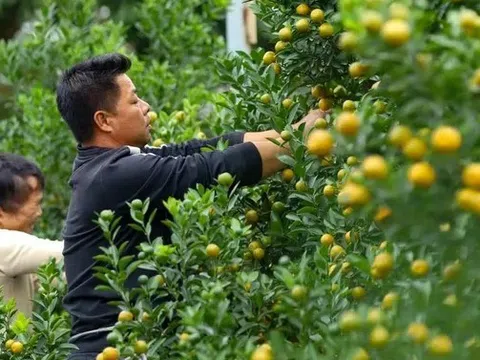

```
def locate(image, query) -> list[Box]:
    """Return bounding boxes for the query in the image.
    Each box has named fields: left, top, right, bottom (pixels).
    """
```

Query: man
left=56, top=53, right=321, bottom=359
left=0, top=153, right=64, bottom=317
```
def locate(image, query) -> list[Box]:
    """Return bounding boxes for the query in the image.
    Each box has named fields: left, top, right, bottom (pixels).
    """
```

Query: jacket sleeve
left=0, top=230, right=64, bottom=277
left=112, top=141, right=262, bottom=206
left=142, top=132, right=245, bottom=157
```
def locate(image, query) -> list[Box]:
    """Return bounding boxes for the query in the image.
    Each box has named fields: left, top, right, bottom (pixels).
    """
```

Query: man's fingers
left=308, top=109, right=323, bottom=116
left=305, top=109, right=325, bottom=121
left=293, top=109, right=326, bottom=131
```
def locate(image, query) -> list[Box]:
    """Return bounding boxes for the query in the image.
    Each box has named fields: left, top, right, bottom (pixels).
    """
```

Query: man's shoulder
left=97, top=145, right=159, bottom=164
left=89, top=145, right=143, bottom=164
left=103, top=146, right=160, bottom=174
left=70, top=146, right=159, bottom=205
left=73, top=146, right=153, bottom=180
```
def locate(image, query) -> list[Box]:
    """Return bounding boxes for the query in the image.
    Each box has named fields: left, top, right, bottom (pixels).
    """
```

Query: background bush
left=0, top=0, right=228, bottom=238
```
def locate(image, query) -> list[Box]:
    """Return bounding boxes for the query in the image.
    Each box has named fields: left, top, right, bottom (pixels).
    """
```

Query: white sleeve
left=0, top=230, right=64, bottom=277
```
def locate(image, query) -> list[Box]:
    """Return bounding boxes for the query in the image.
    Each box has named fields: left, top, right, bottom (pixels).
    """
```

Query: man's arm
left=114, top=109, right=324, bottom=206
left=251, top=139, right=290, bottom=177
left=0, top=230, right=63, bottom=277
left=244, top=109, right=324, bottom=143
left=143, top=132, right=246, bottom=157
left=144, top=109, right=323, bottom=157
left=116, top=137, right=294, bottom=207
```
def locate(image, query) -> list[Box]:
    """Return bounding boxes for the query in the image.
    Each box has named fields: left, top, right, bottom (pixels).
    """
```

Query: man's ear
left=93, top=110, right=114, bottom=133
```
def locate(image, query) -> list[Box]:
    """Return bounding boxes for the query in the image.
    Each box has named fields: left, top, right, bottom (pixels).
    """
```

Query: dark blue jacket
left=62, top=132, right=262, bottom=354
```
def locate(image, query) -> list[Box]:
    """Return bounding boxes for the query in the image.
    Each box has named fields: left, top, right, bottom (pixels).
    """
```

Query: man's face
left=108, top=74, right=152, bottom=147
left=0, top=176, right=43, bottom=234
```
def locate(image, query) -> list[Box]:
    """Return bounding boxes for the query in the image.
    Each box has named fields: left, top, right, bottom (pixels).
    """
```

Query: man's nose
left=141, top=98, right=151, bottom=113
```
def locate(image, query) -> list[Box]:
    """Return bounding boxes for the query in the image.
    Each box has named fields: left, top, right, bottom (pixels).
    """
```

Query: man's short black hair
left=0, top=153, right=45, bottom=212
left=56, top=53, right=132, bottom=144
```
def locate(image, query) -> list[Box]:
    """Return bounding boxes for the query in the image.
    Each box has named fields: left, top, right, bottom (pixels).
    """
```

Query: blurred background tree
left=0, top=0, right=40, bottom=40
left=0, top=0, right=231, bottom=238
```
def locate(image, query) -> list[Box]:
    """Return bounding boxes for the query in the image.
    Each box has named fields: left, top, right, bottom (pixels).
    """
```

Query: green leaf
left=10, top=312, right=30, bottom=335
left=248, top=271, right=259, bottom=282
left=270, top=330, right=289, bottom=360
left=275, top=268, right=295, bottom=288
left=277, top=154, right=296, bottom=167
left=230, top=218, right=242, bottom=233
left=95, top=285, right=114, bottom=293
left=286, top=213, right=301, bottom=222
left=118, top=255, right=135, bottom=271
left=126, top=260, right=142, bottom=277
left=297, top=206, right=317, bottom=214
left=128, top=223, right=144, bottom=233
left=346, top=254, right=371, bottom=275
